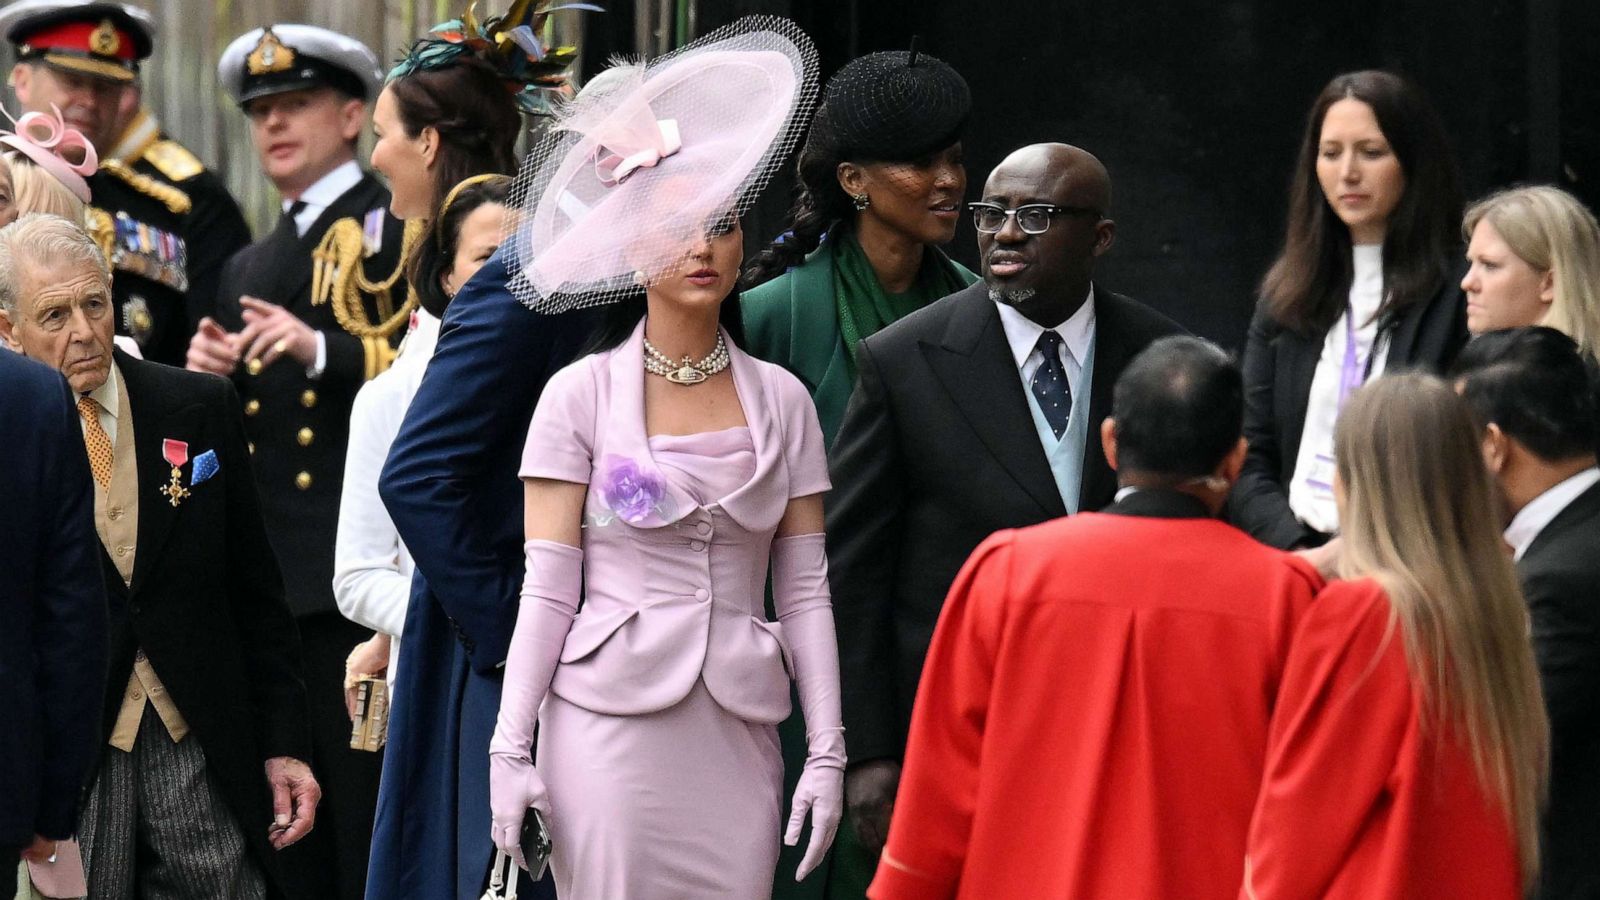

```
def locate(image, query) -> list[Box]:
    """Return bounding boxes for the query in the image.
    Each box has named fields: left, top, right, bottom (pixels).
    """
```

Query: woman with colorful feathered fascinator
left=347, top=0, right=595, bottom=357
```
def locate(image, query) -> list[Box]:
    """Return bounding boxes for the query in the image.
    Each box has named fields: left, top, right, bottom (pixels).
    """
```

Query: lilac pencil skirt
left=537, top=678, right=784, bottom=899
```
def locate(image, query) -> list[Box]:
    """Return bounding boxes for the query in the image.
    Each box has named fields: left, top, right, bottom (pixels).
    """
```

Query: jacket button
left=245, top=399, right=260, bottom=416
left=108, top=506, right=123, bottom=520
left=297, top=427, right=314, bottom=447
left=694, top=589, right=709, bottom=602
left=295, top=471, right=313, bottom=490
left=301, top=389, right=317, bottom=408
left=246, top=358, right=263, bottom=376
left=689, top=540, right=706, bottom=552
left=129, top=688, right=143, bottom=701
left=115, top=544, right=131, bottom=557
left=695, top=522, right=711, bottom=536
left=248, top=442, right=256, bottom=455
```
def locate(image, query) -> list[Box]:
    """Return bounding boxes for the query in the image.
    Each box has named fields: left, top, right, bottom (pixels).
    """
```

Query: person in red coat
left=1240, top=373, right=1549, bottom=899
left=868, top=336, right=1323, bottom=900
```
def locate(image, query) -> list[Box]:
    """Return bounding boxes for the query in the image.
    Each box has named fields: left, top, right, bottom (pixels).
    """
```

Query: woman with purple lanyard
left=1230, top=69, right=1469, bottom=554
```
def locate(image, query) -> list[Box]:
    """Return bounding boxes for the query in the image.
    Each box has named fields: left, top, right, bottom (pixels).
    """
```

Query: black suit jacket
left=101, top=352, right=309, bottom=894
left=1516, top=479, right=1600, bottom=900
left=1230, top=275, right=1468, bottom=549
left=0, top=353, right=106, bottom=849
left=828, top=282, right=1186, bottom=763
left=216, top=172, right=406, bottom=618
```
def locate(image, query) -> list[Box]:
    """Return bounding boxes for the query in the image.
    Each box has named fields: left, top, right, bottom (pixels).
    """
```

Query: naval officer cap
left=218, top=25, right=383, bottom=108
left=0, top=0, right=155, bottom=83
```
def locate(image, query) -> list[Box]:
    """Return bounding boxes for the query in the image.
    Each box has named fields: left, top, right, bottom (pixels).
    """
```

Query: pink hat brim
left=0, top=134, right=93, bottom=203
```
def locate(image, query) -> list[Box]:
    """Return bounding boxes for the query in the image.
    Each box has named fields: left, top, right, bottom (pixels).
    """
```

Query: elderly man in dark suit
left=827, top=143, right=1186, bottom=856
left=0, top=349, right=106, bottom=874
left=0, top=212, right=316, bottom=900
left=1454, top=326, right=1600, bottom=900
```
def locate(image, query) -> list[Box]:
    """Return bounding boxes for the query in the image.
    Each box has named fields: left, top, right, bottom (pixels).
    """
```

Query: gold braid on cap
left=99, top=159, right=192, bottom=214
left=311, top=217, right=424, bottom=340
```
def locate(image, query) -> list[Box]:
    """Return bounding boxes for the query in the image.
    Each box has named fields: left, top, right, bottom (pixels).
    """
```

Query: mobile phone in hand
left=520, top=809, right=551, bottom=879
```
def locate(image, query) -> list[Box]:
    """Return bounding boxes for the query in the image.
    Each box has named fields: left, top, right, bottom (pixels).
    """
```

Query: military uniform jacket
left=216, top=171, right=407, bottom=618
left=88, top=135, right=253, bottom=367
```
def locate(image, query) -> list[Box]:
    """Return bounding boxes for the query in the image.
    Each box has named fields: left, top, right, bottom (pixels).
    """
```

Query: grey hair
left=0, top=212, right=110, bottom=314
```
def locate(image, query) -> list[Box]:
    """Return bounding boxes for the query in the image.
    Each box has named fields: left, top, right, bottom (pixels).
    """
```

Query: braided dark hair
left=741, top=138, right=855, bottom=288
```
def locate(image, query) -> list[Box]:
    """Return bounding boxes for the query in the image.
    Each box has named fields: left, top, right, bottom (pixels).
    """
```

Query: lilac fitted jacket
left=519, top=320, right=830, bottom=723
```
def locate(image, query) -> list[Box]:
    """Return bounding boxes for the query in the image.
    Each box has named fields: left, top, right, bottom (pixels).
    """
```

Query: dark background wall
left=589, top=0, right=1598, bottom=349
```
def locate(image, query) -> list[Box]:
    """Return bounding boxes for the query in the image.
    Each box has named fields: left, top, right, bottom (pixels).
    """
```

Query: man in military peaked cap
left=2, top=0, right=252, bottom=366
left=185, top=23, right=408, bottom=900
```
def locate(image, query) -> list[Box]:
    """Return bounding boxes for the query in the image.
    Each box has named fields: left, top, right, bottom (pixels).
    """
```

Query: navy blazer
left=0, top=352, right=106, bottom=848
left=369, top=248, right=598, bottom=900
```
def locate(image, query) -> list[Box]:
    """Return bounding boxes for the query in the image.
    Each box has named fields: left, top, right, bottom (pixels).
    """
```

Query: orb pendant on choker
left=643, top=332, right=730, bottom=386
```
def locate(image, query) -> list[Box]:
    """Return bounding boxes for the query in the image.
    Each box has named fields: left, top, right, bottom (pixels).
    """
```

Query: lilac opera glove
left=488, top=539, right=584, bottom=869
left=772, top=532, right=846, bottom=882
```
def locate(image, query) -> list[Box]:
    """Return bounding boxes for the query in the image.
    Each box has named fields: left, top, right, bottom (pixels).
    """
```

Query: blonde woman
left=1462, top=185, right=1600, bottom=363
left=1242, top=373, right=1548, bottom=899
left=3, top=152, right=85, bottom=221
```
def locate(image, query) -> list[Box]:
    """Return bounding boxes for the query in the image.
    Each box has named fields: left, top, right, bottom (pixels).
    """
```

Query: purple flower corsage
left=597, top=456, right=668, bottom=525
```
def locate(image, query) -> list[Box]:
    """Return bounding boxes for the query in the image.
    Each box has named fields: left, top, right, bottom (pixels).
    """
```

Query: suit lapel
left=119, top=355, right=197, bottom=597
left=921, top=285, right=1065, bottom=518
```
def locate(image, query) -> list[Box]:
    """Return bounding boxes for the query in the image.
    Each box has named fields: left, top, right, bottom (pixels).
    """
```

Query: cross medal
left=160, top=438, right=191, bottom=507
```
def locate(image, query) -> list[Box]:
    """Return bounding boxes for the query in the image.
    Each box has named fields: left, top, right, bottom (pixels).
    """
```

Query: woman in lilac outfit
left=485, top=18, right=842, bottom=900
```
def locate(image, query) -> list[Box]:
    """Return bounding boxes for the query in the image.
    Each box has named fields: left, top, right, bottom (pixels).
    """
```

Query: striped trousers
left=78, top=707, right=267, bottom=900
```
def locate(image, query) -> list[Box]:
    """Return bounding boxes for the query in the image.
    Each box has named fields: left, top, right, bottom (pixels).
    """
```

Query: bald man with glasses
left=826, top=142, right=1186, bottom=855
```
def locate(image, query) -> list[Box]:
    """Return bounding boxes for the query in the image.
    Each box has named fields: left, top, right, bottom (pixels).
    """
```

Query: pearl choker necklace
left=643, top=332, right=730, bottom=385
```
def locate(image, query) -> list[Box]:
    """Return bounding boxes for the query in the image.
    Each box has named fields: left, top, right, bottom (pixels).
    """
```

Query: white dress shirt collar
left=80, top=358, right=122, bottom=443
left=1505, top=467, right=1600, bottom=561
left=994, top=285, right=1096, bottom=371
left=284, top=159, right=363, bottom=237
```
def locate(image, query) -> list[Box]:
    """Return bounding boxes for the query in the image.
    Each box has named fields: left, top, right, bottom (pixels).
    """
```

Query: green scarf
left=833, top=228, right=969, bottom=376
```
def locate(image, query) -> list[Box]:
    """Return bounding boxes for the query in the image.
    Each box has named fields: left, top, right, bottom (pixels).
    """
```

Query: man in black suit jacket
left=828, top=143, right=1185, bottom=854
left=0, top=213, right=316, bottom=899
left=0, top=350, right=106, bottom=871
left=186, top=27, right=399, bottom=898
left=1454, top=327, right=1600, bottom=900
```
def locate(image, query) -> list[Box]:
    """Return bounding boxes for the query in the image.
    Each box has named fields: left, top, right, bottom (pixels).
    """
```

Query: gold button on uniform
left=297, top=427, right=314, bottom=447
left=301, top=389, right=317, bottom=408
left=246, top=358, right=263, bottom=376
left=296, top=471, right=313, bottom=490
left=245, top=399, right=261, bottom=416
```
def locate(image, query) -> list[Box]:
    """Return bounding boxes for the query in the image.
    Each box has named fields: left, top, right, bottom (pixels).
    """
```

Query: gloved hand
left=772, top=532, right=846, bottom=881
left=489, top=752, right=550, bottom=870
left=488, top=539, right=583, bottom=870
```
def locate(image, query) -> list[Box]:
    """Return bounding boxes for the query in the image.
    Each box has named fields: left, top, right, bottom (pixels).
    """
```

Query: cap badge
left=247, top=28, right=296, bottom=75
left=90, top=19, right=121, bottom=56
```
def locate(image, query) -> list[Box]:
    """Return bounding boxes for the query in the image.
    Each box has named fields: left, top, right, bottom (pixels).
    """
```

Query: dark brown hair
left=389, top=56, right=521, bottom=306
left=1261, top=70, right=1463, bottom=335
left=414, top=175, right=513, bottom=318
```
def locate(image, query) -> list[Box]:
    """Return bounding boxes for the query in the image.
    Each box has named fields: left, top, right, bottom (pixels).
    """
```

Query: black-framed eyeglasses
left=967, top=202, right=1103, bottom=235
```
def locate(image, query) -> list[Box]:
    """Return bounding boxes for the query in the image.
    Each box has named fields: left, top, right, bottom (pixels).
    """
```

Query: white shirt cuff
left=307, top=332, right=327, bottom=379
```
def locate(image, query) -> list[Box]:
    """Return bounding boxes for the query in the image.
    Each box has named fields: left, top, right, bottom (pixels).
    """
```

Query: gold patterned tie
left=77, top=395, right=113, bottom=489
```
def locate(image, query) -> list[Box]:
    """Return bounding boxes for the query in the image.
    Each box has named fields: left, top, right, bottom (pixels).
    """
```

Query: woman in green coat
left=740, top=48, right=974, bottom=900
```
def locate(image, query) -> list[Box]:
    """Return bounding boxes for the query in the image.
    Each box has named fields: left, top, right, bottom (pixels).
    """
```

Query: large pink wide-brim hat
left=507, top=16, right=818, bottom=312
left=0, top=104, right=97, bottom=203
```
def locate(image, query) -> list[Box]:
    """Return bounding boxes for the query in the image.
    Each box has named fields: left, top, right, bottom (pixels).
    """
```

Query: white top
left=332, top=309, right=441, bottom=683
left=80, top=359, right=121, bottom=443
left=1288, top=243, right=1390, bottom=535
left=993, top=285, right=1096, bottom=401
left=1505, top=467, right=1600, bottom=561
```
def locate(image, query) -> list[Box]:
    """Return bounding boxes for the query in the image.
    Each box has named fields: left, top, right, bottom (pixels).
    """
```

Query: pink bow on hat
left=593, top=117, right=681, bottom=187
left=0, top=104, right=99, bottom=203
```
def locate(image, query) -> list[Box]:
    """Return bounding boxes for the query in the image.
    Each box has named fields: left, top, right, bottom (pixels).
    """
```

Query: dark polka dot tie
left=1031, top=330, right=1072, bottom=439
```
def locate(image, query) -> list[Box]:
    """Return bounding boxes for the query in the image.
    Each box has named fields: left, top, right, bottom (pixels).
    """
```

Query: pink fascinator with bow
left=506, top=15, right=818, bottom=312
left=0, top=104, right=98, bottom=203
